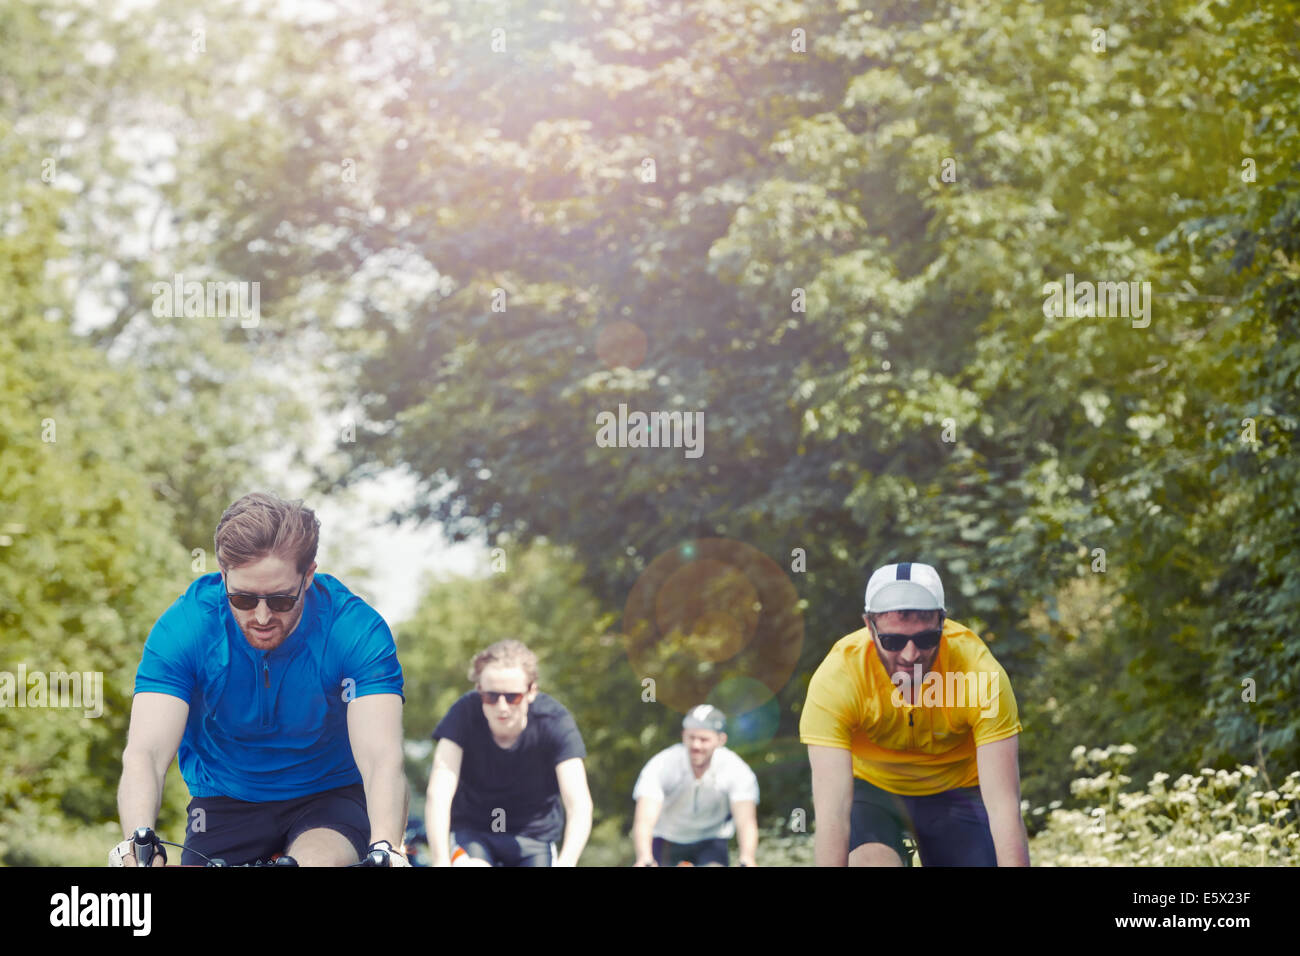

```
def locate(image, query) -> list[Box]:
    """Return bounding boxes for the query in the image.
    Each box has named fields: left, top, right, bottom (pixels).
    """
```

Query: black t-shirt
left=432, top=691, right=587, bottom=842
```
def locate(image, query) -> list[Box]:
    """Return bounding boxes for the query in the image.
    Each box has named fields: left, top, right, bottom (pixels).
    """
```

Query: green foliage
left=5, top=0, right=1298, bottom=862
left=752, top=744, right=1300, bottom=867
left=0, top=188, right=193, bottom=863
left=0, top=0, right=306, bottom=862
left=273, top=0, right=1297, bottom=808
left=1028, top=745, right=1299, bottom=866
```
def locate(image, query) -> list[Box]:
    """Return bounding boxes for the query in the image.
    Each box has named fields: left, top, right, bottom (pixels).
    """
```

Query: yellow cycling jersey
left=799, top=618, right=1021, bottom=795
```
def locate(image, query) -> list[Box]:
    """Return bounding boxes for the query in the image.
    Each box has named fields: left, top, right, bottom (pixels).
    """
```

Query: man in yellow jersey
left=800, top=562, right=1029, bottom=866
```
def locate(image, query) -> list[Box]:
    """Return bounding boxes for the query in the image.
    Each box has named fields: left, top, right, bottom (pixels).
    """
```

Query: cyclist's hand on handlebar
left=109, top=841, right=134, bottom=867
left=366, top=841, right=411, bottom=867
left=109, top=839, right=165, bottom=867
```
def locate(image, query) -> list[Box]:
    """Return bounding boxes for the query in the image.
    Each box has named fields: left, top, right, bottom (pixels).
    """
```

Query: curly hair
left=468, top=640, right=539, bottom=687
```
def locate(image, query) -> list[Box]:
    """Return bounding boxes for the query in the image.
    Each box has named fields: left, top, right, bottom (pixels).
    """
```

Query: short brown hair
left=468, top=640, right=539, bottom=686
left=214, top=492, right=320, bottom=574
left=868, top=609, right=944, bottom=628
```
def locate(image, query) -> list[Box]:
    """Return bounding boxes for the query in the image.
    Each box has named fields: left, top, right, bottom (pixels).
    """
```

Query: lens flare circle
left=712, top=675, right=782, bottom=750
left=623, top=538, right=803, bottom=716
left=595, top=321, right=648, bottom=369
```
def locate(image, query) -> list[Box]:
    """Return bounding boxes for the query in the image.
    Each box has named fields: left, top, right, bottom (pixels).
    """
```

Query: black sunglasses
left=225, top=572, right=307, bottom=613
left=477, top=690, right=528, bottom=705
left=872, top=624, right=944, bottom=653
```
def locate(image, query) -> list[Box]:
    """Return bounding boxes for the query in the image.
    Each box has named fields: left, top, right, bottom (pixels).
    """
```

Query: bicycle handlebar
left=127, top=826, right=394, bottom=867
left=133, top=826, right=158, bottom=867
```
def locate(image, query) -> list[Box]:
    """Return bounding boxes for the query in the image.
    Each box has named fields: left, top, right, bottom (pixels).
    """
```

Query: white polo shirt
left=632, top=744, right=760, bottom=843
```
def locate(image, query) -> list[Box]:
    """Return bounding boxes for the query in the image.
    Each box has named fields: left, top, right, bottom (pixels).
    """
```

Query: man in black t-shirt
left=426, top=640, right=593, bottom=866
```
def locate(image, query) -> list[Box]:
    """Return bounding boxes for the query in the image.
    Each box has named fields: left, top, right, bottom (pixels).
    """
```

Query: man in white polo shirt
left=631, top=705, right=760, bottom=866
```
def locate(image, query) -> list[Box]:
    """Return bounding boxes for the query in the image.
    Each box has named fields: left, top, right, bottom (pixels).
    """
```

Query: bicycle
left=115, top=826, right=398, bottom=867
left=902, top=833, right=921, bottom=866
left=401, top=817, right=430, bottom=866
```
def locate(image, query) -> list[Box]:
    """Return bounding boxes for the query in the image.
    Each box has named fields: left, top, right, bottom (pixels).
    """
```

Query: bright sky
left=262, top=347, right=489, bottom=627
left=293, top=469, right=486, bottom=627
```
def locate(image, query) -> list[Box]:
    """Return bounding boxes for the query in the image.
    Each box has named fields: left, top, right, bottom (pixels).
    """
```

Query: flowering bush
left=1028, top=744, right=1299, bottom=866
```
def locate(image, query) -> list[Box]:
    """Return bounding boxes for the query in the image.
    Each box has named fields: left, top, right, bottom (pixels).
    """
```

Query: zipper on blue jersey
left=261, top=656, right=271, bottom=726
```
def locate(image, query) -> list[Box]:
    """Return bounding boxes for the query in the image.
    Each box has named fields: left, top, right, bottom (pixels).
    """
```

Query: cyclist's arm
left=426, top=738, right=462, bottom=866
left=976, top=734, right=1030, bottom=866
left=730, top=798, right=758, bottom=866
left=631, top=795, right=662, bottom=865
left=347, top=692, right=408, bottom=848
left=553, top=757, right=593, bottom=867
left=118, top=692, right=188, bottom=861
left=808, top=744, right=853, bottom=866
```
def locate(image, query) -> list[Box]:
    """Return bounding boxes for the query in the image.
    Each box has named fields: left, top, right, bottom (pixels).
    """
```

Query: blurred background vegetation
left=1, top=0, right=1297, bottom=864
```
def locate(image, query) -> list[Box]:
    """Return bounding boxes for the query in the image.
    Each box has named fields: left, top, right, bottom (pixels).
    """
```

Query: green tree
left=0, top=0, right=313, bottom=861
left=0, top=151, right=192, bottom=864
left=69, top=0, right=1299, bottom=820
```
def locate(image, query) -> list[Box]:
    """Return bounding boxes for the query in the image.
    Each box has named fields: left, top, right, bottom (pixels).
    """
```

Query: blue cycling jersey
left=134, top=572, right=404, bottom=801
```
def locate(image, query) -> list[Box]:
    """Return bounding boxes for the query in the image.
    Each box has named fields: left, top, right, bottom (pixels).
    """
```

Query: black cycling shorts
left=182, top=783, right=369, bottom=866
left=451, top=828, right=555, bottom=867
left=652, top=836, right=730, bottom=866
left=850, top=776, right=997, bottom=866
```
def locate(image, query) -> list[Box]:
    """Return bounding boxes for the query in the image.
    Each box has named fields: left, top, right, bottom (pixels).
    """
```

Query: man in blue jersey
left=110, top=492, right=409, bottom=867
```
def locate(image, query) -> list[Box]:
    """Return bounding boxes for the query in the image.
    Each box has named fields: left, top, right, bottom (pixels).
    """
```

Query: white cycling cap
left=682, top=705, right=726, bottom=732
left=864, top=562, right=945, bottom=613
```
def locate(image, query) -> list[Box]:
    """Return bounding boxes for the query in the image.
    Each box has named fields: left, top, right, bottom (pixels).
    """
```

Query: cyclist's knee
left=286, top=827, right=359, bottom=867
left=453, top=836, right=496, bottom=866
left=848, top=842, right=905, bottom=867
